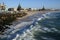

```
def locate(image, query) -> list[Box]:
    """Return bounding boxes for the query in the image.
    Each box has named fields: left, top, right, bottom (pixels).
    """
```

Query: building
left=0, top=2, right=6, bottom=10
left=8, top=8, right=14, bottom=11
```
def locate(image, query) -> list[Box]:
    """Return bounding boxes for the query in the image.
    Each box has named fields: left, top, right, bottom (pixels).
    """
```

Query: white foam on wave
left=43, top=14, right=50, bottom=18
left=14, top=21, right=33, bottom=29
left=12, top=21, right=41, bottom=40
left=37, top=17, right=44, bottom=21
left=11, top=21, right=33, bottom=34
left=0, top=21, right=34, bottom=39
left=12, top=34, right=20, bottom=40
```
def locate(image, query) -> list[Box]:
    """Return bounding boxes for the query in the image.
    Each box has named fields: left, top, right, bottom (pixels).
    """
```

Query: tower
left=17, top=4, right=21, bottom=11
left=41, top=5, right=45, bottom=10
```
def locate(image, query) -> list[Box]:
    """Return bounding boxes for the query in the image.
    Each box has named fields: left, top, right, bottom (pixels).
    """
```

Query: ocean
left=0, top=12, right=60, bottom=40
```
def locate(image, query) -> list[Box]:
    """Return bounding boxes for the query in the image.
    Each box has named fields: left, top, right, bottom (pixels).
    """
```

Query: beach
left=0, top=11, right=43, bottom=38
left=16, top=11, right=60, bottom=20
left=0, top=11, right=60, bottom=40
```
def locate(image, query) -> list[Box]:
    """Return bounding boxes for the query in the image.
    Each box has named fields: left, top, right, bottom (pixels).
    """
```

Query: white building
left=0, top=3, right=6, bottom=10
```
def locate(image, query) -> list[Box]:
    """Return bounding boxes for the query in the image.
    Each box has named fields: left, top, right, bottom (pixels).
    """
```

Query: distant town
left=0, top=2, right=60, bottom=14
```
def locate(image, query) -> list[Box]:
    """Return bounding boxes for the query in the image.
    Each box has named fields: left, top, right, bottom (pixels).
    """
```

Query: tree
left=17, top=4, right=21, bottom=11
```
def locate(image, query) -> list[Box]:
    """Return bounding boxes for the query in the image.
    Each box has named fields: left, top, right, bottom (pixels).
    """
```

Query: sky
left=0, top=0, right=60, bottom=9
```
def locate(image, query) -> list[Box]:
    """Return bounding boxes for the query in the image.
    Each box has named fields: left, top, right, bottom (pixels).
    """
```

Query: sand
left=16, top=11, right=46, bottom=20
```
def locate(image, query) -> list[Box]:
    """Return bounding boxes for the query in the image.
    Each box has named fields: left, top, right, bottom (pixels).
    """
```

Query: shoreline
left=0, top=11, right=60, bottom=38
left=0, top=11, right=43, bottom=38
left=16, top=11, right=60, bottom=20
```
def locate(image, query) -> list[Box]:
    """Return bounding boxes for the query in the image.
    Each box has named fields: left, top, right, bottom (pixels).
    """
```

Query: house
left=8, top=8, right=14, bottom=11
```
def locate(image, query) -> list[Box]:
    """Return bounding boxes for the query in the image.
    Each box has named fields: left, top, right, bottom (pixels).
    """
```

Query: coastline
left=0, top=11, right=60, bottom=38
left=0, top=11, right=43, bottom=38
left=16, top=11, right=60, bottom=21
left=0, top=11, right=42, bottom=38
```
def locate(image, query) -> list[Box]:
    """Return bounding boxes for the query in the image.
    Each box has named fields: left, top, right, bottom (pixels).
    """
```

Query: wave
left=1, top=12, right=60, bottom=40
left=12, top=12, right=60, bottom=40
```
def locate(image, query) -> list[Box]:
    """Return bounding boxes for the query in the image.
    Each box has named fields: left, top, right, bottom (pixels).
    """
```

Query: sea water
left=0, top=12, right=60, bottom=40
